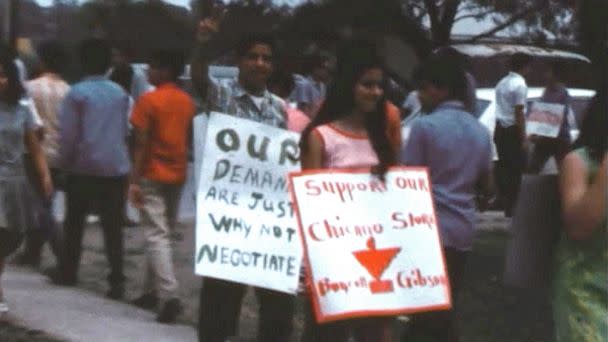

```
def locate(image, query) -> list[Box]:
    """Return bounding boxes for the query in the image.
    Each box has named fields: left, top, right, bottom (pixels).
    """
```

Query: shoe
left=106, top=286, right=125, bottom=300
left=12, top=253, right=40, bottom=268
left=131, top=293, right=159, bottom=310
left=48, top=269, right=77, bottom=287
left=156, top=298, right=182, bottom=324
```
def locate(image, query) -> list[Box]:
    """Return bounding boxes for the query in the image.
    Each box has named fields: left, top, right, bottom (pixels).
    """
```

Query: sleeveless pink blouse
left=313, top=124, right=379, bottom=169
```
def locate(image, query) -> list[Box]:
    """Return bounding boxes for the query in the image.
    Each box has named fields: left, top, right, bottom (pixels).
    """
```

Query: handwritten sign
left=289, top=168, right=451, bottom=323
left=526, top=102, right=565, bottom=138
left=195, top=113, right=302, bottom=294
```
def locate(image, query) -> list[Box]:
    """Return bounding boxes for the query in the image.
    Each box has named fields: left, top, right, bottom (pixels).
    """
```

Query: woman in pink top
left=299, top=38, right=401, bottom=342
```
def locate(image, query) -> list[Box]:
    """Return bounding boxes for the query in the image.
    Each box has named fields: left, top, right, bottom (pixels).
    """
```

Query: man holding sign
left=527, top=63, right=573, bottom=173
left=191, top=15, right=295, bottom=342
left=401, top=56, right=493, bottom=342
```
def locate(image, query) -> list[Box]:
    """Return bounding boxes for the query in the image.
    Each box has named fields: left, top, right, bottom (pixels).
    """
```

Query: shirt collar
left=156, top=82, right=177, bottom=90
left=509, top=71, right=524, bottom=79
left=232, top=79, right=271, bottom=100
left=434, top=100, right=465, bottom=111
left=83, top=74, right=107, bottom=82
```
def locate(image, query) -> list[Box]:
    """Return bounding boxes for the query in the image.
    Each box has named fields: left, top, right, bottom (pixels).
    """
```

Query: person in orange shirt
left=128, top=49, right=195, bottom=324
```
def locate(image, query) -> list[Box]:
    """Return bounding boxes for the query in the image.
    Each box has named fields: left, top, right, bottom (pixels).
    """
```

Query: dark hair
left=109, top=64, right=134, bottom=94
left=300, top=38, right=395, bottom=177
left=413, top=55, right=468, bottom=104
left=510, top=53, right=532, bottom=72
left=268, top=69, right=295, bottom=98
left=0, top=47, right=26, bottom=106
left=149, top=49, right=185, bottom=81
left=235, top=33, right=276, bottom=59
left=37, top=40, right=68, bottom=74
left=306, top=54, right=329, bottom=74
left=79, top=39, right=111, bottom=75
left=573, top=85, right=607, bottom=162
left=111, top=40, right=134, bottom=60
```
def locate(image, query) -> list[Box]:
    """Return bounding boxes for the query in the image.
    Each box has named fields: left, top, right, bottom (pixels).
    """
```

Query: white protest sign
left=526, top=102, right=565, bottom=138
left=290, top=168, right=451, bottom=322
left=195, top=113, right=302, bottom=294
left=193, top=113, right=209, bottom=196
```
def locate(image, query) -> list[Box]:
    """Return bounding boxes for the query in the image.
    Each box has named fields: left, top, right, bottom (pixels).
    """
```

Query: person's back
left=61, top=77, right=130, bottom=176
left=495, top=72, right=527, bottom=127
left=406, top=102, right=491, bottom=249
left=27, top=75, right=69, bottom=167
left=132, top=83, right=194, bottom=183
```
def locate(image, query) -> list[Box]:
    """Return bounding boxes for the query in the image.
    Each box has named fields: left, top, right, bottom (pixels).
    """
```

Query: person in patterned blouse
left=191, top=16, right=293, bottom=342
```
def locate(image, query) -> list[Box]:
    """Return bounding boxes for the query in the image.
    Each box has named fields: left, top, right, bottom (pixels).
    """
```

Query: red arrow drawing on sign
left=352, top=237, right=401, bottom=294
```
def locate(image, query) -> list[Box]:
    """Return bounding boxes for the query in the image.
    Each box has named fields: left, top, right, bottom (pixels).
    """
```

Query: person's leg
left=98, top=176, right=127, bottom=297
left=493, top=125, right=508, bottom=209
left=503, top=127, right=525, bottom=217
left=301, top=297, right=350, bottom=342
left=198, top=278, right=246, bottom=342
left=138, top=181, right=182, bottom=321
left=352, top=317, right=393, bottom=342
left=59, top=175, right=90, bottom=285
left=402, top=248, right=468, bottom=342
left=495, top=126, right=524, bottom=217
left=255, top=287, right=296, bottom=342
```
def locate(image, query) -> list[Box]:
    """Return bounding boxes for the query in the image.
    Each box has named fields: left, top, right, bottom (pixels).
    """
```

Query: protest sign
left=195, top=113, right=302, bottom=294
left=290, top=168, right=451, bottom=322
left=193, top=114, right=209, bottom=196
left=526, top=102, right=565, bottom=138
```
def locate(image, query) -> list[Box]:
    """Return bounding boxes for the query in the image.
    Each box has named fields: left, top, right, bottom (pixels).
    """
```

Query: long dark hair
left=300, top=38, right=395, bottom=176
left=0, top=47, right=25, bottom=106
left=573, top=84, right=607, bottom=162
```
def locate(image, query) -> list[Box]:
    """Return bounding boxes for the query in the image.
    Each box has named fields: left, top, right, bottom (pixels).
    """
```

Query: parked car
left=401, top=88, right=596, bottom=161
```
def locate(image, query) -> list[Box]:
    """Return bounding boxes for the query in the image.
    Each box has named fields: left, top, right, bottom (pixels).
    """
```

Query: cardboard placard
left=526, top=102, right=565, bottom=138
left=290, top=168, right=451, bottom=323
left=195, top=113, right=302, bottom=294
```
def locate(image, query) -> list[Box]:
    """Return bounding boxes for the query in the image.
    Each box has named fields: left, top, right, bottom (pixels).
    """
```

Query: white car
left=402, top=88, right=596, bottom=160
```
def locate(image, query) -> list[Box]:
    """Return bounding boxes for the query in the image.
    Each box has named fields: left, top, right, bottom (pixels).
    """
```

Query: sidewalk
left=4, top=266, right=197, bottom=342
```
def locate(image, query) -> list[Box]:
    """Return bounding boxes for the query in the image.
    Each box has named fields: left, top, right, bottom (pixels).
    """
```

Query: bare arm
left=559, top=152, right=607, bottom=240
left=191, top=18, right=220, bottom=100
left=128, top=127, right=150, bottom=208
left=301, top=131, right=324, bottom=170
left=25, top=130, right=53, bottom=198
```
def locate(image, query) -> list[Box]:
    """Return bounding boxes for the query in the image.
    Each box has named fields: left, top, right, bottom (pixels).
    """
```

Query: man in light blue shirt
left=400, top=56, right=493, bottom=342
left=54, top=39, right=130, bottom=300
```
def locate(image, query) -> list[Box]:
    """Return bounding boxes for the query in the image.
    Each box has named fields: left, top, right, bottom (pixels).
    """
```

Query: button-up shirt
left=401, top=101, right=492, bottom=251
left=58, top=75, right=130, bottom=177
left=495, top=71, right=528, bottom=127
left=208, top=77, right=287, bottom=128
left=26, top=73, right=70, bottom=168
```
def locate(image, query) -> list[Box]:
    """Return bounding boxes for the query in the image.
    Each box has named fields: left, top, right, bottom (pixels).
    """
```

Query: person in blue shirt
left=400, top=56, right=493, bottom=342
left=52, top=39, right=130, bottom=301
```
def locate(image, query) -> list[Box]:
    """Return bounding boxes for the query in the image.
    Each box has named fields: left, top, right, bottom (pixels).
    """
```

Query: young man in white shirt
left=494, top=53, right=532, bottom=217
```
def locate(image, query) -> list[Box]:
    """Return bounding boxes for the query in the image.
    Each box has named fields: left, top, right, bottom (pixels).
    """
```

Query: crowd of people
left=0, top=12, right=605, bottom=342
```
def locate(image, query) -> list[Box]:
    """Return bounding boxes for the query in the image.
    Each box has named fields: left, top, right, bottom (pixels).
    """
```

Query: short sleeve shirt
left=130, top=83, right=195, bottom=184
left=26, top=74, right=70, bottom=167
left=0, top=101, right=35, bottom=177
left=495, top=72, right=528, bottom=127
left=401, top=101, right=492, bottom=251
left=207, top=77, right=287, bottom=129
